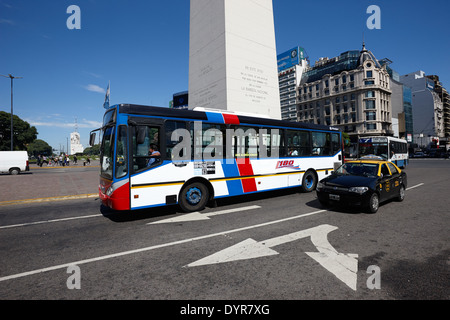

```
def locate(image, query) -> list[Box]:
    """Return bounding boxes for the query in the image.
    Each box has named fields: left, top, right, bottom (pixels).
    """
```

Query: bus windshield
left=359, top=142, right=388, bottom=160
left=101, top=125, right=115, bottom=179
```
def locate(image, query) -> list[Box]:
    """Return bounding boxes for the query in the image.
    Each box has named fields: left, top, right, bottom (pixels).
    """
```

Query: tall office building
left=278, top=46, right=308, bottom=121
left=189, top=0, right=281, bottom=119
left=400, top=71, right=449, bottom=144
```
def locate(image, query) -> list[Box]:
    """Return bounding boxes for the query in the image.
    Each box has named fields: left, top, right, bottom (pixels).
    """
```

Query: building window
left=366, top=111, right=376, bottom=121
left=366, top=123, right=377, bottom=130
left=350, top=74, right=355, bottom=82
left=365, top=80, right=375, bottom=86
left=366, top=70, right=373, bottom=78
left=335, top=79, right=339, bottom=86
left=342, top=75, right=347, bottom=83
left=365, top=91, right=375, bottom=98
left=365, top=100, right=376, bottom=109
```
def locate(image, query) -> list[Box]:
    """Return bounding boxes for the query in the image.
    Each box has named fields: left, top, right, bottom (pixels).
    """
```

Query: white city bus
left=92, top=104, right=343, bottom=212
left=359, top=136, right=408, bottom=168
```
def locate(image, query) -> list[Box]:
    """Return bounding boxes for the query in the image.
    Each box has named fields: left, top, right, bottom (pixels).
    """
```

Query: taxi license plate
left=329, top=194, right=340, bottom=201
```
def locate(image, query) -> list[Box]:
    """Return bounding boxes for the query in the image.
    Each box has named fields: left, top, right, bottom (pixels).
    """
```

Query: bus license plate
left=329, top=194, right=340, bottom=201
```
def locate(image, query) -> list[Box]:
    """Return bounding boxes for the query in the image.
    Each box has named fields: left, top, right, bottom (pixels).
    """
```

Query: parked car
left=0, top=151, right=30, bottom=175
left=412, top=151, right=426, bottom=158
left=428, top=149, right=447, bottom=158
left=316, top=159, right=407, bottom=213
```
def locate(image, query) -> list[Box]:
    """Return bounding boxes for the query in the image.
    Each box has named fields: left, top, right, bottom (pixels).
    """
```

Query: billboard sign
left=277, top=46, right=305, bottom=72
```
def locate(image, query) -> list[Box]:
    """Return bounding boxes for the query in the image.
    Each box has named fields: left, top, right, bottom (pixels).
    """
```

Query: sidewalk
left=0, top=161, right=100, bottom=204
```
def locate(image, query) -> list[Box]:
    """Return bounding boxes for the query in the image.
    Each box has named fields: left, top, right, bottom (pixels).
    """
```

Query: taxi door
left=379, top=163, right=397, bottom=202
left=386, top=162, right=401, bottom=198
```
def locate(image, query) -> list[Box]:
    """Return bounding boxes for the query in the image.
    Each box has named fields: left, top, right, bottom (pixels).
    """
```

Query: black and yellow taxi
left=316, top=156, right=407, bottom=213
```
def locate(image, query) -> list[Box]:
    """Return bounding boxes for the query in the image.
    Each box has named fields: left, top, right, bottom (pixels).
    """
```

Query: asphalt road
left=0, top=159, right=448, bottom=307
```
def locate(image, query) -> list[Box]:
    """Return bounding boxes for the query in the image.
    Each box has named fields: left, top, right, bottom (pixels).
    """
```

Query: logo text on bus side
left=276, top=160, right=300, bottom=170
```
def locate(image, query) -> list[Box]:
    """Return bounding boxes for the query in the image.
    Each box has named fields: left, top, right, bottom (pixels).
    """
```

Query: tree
left=342, top=132, right=351, bottom=147
left=28, top=139, right=53, bottom=157
left=0, top=111, right=38, bottom=151
left=83, top=144, right=100, bottom=155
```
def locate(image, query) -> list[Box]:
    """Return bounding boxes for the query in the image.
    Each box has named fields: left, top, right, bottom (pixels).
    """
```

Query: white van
left=0, top=151, right=30, bottom=175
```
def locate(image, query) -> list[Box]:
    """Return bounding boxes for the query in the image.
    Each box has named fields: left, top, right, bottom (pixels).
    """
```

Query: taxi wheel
left=368, top=193, right=379, bottom=213
left=397, top=185, right=405, bottom=202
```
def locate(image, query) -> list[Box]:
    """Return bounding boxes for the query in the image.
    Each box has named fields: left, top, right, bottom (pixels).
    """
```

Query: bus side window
left=287, top=130, right=310, bottom=157
left=166, top=121, right=187, bottom=160
left=132, top=125, right=160, bottom=172
left=312, top=132, right=332, bottom=156
left=331, top=133, right=341, bottom=154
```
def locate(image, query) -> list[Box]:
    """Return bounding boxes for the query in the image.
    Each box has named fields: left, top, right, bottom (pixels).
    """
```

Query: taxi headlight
left=316, top=182, right=324, bottom=190
left=349, top=186, right=368, bottom=194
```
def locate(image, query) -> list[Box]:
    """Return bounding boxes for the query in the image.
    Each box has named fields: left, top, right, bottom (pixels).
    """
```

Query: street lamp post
left=1, top=74, right=23, bottom=151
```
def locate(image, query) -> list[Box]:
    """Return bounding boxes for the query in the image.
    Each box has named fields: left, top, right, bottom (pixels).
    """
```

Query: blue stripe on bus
left=222, top=160, right=243, bottom=196
left=205, top=112, right=225, bottom=124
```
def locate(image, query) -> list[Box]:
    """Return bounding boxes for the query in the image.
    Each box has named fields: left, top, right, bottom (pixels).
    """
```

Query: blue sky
left=1, top=0, right=449, bottom=152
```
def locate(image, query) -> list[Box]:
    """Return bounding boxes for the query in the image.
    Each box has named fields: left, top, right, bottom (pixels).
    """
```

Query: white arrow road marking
left=186, top=224, right=359, bottom=291
left=1, top=209, right=327, bottom=282
left=148, top=205, right=261, bottom=224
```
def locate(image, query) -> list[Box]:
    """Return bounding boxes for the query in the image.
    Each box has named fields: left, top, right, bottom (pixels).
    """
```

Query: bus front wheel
left=179, top=182, right=209, bottom=213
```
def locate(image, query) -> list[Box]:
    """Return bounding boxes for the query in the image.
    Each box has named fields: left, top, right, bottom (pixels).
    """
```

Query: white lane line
left=406, top=183, right=424, bottom=191
left=148, top=205, right=262, bottom=224
left=0, top=214, right=103, bottom=230
left=0, top=209, right=327, bottom=282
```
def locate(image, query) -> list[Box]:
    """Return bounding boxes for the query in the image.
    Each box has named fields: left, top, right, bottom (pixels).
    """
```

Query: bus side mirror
left=137, top=127, right=146, bottom=145
left=89, top=132, right=96, bottom=146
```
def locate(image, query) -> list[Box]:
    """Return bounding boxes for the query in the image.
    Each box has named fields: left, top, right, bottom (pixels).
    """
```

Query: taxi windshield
left=336, top=163, right=378, bottom=177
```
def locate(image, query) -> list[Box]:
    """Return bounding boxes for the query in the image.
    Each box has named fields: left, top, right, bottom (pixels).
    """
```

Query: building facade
left=70, top=131, right=83, bottom=155
left=296, top=45, right=392, bottom=144
left=400, top=71, right=449, bottom=144
left=277, top=47, right=308, bottom=121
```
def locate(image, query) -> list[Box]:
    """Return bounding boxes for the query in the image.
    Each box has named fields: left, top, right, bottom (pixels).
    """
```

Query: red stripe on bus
left=223, top=114, right=240, bottom=125
left=236, top=158, right=257, bottom=193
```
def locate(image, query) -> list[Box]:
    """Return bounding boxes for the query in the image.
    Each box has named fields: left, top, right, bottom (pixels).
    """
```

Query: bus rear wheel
left=179, top=182, right=209, bottom=213
left=301, top=170, right=317, bottom=193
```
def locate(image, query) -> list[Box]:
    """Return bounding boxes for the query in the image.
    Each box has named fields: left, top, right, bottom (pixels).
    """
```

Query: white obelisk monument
left=189, top=0, right=281, bottom=119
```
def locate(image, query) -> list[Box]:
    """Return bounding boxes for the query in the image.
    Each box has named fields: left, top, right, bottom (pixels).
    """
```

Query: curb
left=0, top=194, right=98, bottom=207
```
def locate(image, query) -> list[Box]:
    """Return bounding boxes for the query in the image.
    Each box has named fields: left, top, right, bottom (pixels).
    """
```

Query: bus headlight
left=106, top=185, right=115, bottom=196
left=349, top=186, right=368, bottom=194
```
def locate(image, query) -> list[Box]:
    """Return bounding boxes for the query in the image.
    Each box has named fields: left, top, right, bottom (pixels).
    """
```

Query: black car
left=316, top=159, right=407, bottom=213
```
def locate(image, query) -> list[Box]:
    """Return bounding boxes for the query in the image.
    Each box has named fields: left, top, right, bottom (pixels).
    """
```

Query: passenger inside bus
left=147, top=144, right=161, bottom=166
